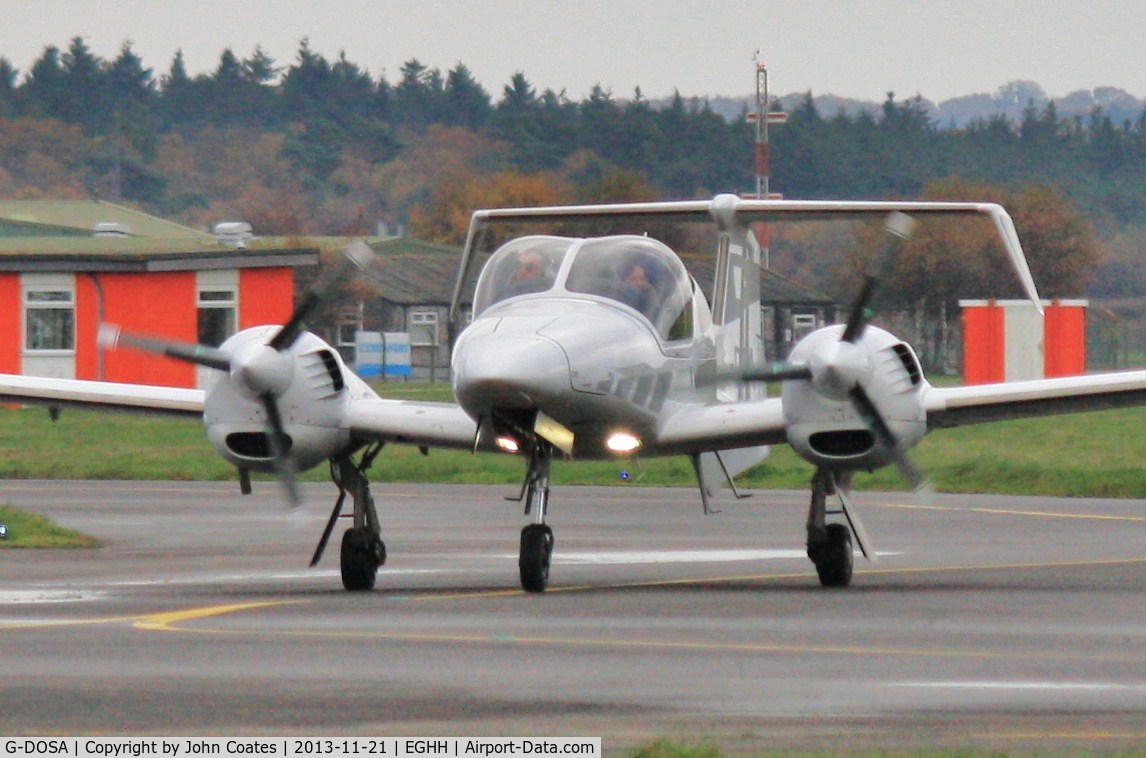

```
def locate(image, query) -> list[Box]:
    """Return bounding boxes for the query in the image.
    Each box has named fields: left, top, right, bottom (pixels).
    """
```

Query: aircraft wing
left=0, top=373, right=204, bottom=417
left=346, top=396, right=477, bottom=450
left=653, top=396, right=790, bottom=455
left=454, top=194, right=1039, bottom=318
left=924, top=370, right=1146, bottom=428
left=0, top=372, right=477, bottom=448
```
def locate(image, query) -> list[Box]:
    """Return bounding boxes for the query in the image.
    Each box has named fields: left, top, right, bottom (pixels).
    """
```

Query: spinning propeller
left=729, top=212, right=929, bottom=490
left=99, top=240, right=375, bottom=508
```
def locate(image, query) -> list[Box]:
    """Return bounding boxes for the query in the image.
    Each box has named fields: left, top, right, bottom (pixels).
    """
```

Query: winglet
left=986, top=204, right=1043, bottom=314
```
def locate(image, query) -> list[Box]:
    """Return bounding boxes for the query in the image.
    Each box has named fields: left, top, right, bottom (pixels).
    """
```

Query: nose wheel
left=341, top=526, right=386, bottom=591
left=519, top=524, right=554, bottom=592
left=808, top=523, right=853, bottom=587
left=806, top=469, right=855, bottom=588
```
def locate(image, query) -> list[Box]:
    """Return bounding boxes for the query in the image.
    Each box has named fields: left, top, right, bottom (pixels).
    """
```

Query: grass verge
left=2, top=382, right=1146, bottom=497
left=0, top=504, right=100, bottom=549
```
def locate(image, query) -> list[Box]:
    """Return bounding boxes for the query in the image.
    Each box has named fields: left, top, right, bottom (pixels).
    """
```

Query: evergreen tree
left=22, top=45, right=70, bottom=121
left=159, top=50, right=203, bottom=127
left=443, top=63, right=490, bottom=129
left=393, top=59, right=444, bottom=126
left=0, top=57, right=17, bottom=117
left=60, top=36, right=107, bottom=128
left=240, top=45, right=281, bottom=125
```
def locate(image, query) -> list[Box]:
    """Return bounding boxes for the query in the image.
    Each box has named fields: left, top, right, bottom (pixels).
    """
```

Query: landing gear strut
left=517, top=443, right=554, bottom=593
left=806, top=468, right=854, bottom=587
left=310, top=444, right=386, bottom=591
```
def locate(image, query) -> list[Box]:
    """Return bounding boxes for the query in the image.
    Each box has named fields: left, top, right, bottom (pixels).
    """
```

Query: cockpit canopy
left=473, top=235, right=694, bottom=341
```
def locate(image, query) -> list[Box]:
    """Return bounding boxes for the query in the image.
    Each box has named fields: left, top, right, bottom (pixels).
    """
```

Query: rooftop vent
left=94, top=222, right=131, bottom=237
left=214, top=221, right=253, bottom=249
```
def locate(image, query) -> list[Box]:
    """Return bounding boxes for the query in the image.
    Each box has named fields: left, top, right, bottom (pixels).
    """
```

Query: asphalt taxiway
left=0, top=480, right=1143, bottom=753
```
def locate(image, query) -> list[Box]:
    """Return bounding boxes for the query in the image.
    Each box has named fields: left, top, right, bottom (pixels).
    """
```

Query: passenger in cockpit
left=617, top=258, right=656, bottom=316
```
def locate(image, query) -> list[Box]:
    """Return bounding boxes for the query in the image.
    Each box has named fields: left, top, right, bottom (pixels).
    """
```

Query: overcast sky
left=3, top=0, right=1144, bottom=104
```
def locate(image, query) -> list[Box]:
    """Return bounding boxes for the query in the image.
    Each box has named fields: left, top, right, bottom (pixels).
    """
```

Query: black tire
left=518, top=524, right=554, bottom=593
left=341, top=527, right=384, bottom=591
left=811, top=523, right=853, bottom=588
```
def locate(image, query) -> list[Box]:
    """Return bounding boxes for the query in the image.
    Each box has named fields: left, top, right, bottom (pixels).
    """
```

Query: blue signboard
left=356, top=331, right=412, bottom=378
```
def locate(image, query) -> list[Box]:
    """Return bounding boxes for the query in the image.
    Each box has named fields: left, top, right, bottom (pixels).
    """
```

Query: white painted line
left=553, top=549, right=807, bottom=565
left=98, top=568, right=445, bottom=587
left=546, top=548, right=901, bottom=565
left=889, top=681, right=1146, bottom=692
left=0, top=590, right=105, bottom=604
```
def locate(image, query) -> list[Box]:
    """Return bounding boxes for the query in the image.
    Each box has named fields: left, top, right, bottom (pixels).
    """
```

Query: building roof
left=0, top=199, right=210, bottom=240
left=0, top=246, right=319, bottom=273
left=364, top=238, right=466, bottom=305
left=0, top=198, right=319, bottom=272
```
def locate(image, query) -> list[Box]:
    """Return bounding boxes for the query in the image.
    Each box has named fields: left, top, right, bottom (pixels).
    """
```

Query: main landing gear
left=805, top=468, right=876, bottom=588
left=516, top=443, right=555, bottom=593
left=310, top=443, right=386, bottom=591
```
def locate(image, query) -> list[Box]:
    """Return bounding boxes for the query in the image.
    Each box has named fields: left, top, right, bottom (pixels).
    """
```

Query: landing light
left=606, top=432, right=642, bottom=453
left=0, top=524, right=7, bottom=538
left=495, top=435, right=521, bottom=454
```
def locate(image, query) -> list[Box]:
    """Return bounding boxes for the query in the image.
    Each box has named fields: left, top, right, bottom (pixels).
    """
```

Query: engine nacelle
left=203, top=327, right=355, bottom=474
left=782, top=324, right=928, bottom=471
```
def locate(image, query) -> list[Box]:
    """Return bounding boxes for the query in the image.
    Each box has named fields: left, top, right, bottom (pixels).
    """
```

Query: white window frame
left=22, top=274, right=76, bottom=354
left=196, top=270, right=239, bottom=347
left=408, top=309, right=439, bottom=347
left=792, top=312, right=818, bottom=339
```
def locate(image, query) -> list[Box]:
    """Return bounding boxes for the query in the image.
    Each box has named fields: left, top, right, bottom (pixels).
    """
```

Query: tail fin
left=703, top=197, right=771, bottom=496
left=711, top=197, right=766, bottom=402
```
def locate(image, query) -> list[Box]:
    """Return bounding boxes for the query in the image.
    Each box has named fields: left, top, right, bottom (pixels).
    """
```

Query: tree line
left=2, top=37, right=1145, bottom=305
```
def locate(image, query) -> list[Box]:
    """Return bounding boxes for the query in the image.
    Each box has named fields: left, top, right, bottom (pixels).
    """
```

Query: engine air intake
left=226, top=432, right=293, bottom=459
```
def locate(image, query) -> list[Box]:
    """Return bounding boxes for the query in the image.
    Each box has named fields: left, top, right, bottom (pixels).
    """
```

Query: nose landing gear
left=516, top=442, right=554, bottom=593
left=310, top=443, right=386, bottom=591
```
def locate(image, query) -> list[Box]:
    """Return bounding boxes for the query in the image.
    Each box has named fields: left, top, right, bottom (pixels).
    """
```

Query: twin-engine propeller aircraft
left=4, top=194, right=1146, bottom=593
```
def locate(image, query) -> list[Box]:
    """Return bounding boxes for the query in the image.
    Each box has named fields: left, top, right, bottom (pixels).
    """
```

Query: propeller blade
left=261, top=392, right=302, bottom=509
left=737, top=365, right=814, bottom=383
left=839, top=275, right=878, bottom=344
left=267, top=291, right=321, bottom=352
left=847, top=383, right=927, bottom=491
left=268, top=239, right=377, bottom=353
left=99, top=324, right=232, bottom=371
left=839, top=212, right=917, bottom=345
left=702, top=363, right=813, bottom=386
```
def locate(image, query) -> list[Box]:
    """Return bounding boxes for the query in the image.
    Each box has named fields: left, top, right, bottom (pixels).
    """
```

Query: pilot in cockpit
left=503, top=249, right=549, bottom=297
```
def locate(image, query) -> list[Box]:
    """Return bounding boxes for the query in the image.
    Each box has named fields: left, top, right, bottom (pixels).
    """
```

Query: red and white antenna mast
left=745, top=53, right=788, bottom=267
left=746, top=53, right=787, bottom=200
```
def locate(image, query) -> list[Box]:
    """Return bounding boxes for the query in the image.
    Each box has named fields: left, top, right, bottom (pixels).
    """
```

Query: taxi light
left=495, top=435, right=521, bottom=453
left=606, top=432, right=641, bottom=453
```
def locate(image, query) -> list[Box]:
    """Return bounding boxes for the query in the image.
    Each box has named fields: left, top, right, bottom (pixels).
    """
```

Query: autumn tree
left=409, top=169, right=569, bottom=244
left=837, top=177, right=1101, bottom=370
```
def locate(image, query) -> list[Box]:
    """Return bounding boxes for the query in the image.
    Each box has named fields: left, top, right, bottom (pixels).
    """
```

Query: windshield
left=472, top=234, right=693, bottom=341
left=565, top=237, right=692, bottom=340
left=472, top=236, right=573, bottom=314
